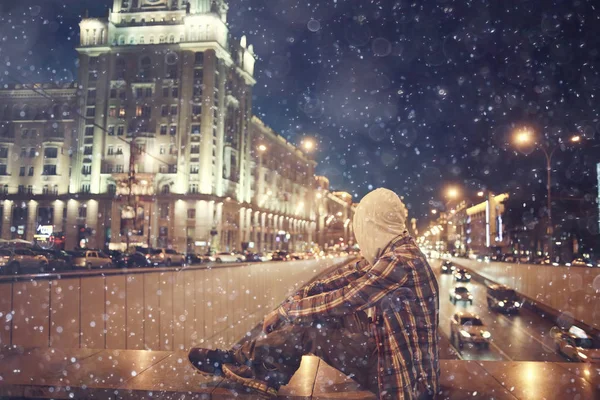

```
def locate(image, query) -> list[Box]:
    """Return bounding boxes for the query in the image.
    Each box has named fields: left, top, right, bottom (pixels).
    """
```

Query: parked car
left=290, top=253, right=304, bottom=260
left=186, top=253, right=212, bottom=264
left=566, top=258, right=594, bottom=267
left=550, top=325, right=600, bottom=363
left=0, top=249, right=49, bottom=274
left=110, top=251, right=152, bottom=268
left=135, top=247, right=185, bottom=266
left=244, top=252, right=263, bottom=262
left=271, top=251, right=290, bottom=261
left=502, top=254, right=517, bottom=263
left=454, top=269, right=471, bottom=282
left=486, top=284, right=521, bottom=313
left=33, top=249, right=72, bottom=271
left=450, top=286, right=473, bottom=305
left=214, top=252, right=244, bottom=263
left=259, top=253, right=272, bottom=262
left=450, top=311, right=491, bottom=348
left=441, top=260, right=454, bottom=274
left=475, top=255, right=490, bottom=263
left=70, top=250, right=113, bottom=269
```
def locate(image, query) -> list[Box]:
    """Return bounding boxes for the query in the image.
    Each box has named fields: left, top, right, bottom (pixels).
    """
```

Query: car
left=0, top=249, right=49, bottom=274
left=290, top=253, right=304, bottom=260
left=70, top=250, right=113, bottom=269
left=454, top=269, right=471, bottom=282
left=33, top=249, right=72, bottom=271
left=259, top=253, right=272, bottom=262
left=450, top=311, right=491, bottom=348
left=244, top=252, right=263, bottom=262
left=450, top=286, right=473, bottom=305
left=441, top=260, right=454, bottom=274
left=214, top=252, right=244, bottom=263
left=566, top=258, right=594, bottom=268
left=476, top=255, right=490, bottom=263
left=486, top=284, right=521, bottom=313
left=136, top=247, right=185, bottom=266
left=518, top=254, right=531, bottom=263
left=271, top=250, right=290, bottom=261
left=502, top=254, right=517, bottom=263
left=111, top=251, right=152, bottom=268
left=550, top=326, right=600, bottom=363
left=186, top=253, right=213, bottom=264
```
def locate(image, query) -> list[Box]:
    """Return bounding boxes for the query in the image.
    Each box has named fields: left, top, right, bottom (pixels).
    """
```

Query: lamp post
left=512, top=128, right=582, bottom=261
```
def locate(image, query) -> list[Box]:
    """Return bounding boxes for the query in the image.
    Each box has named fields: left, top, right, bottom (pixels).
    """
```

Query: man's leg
left=231, top=314, right=378, bottom=395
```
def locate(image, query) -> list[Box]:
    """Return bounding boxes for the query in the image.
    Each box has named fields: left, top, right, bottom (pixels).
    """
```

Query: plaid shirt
left=279, top=235, right=439, bottom=400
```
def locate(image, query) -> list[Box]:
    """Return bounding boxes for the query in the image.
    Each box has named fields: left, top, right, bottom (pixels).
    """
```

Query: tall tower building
left=72, top=0, right=256, bottom=250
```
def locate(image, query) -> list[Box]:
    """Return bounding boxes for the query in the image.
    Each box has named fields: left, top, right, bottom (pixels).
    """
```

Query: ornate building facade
left=0, top=0, right=355, bottom=252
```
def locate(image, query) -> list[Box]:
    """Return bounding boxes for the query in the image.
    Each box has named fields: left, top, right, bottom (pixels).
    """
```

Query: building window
left=20, top=147, right=26, bottom=157
left=170, top=105, right=178, bottom=115
left=119, top=107, right=126, bottom=117
left=169, top=125, right=177, bottom=135
left=18, top=185, right=25, bottom=194
left=149, top=35, right=154, bottom=44
left=108, top=126, right=115, bottom=136
left=78, top=206, right=87, bottom=218
left=86, top=107, right=96, bottom=118
left=172, top=87, right=179, bottom=97
left=159, top=35, right=166, bottom=44
left=162, top=87, right=169, bottom=97
left=161, top=105, right=168, bottom=117
left=0, top=164, right=7, bottom=175
left=190, top=145, right=200, bottom=154
left=192, top=105, right=201, bottom=116
left=140, top=36, right=144, bottom=44
left=29, top=148, right=36, bottom=157
left=168, top=164, right=177, bottom=173
left=44, top=147, right=58, bottom=158
left=85, top=126, right=94, bottom=136
left=117, top=125, right=125, bottom=136
left=19, top=166, right=25, bottom=176
left=159, top=145, right=165, bottom=154
left=42, top=185, right=49, bottom=195
left=187, top=208, right=196, bottom=219
left=43, top=164, right=57, bottom=175
left=81, top=165, right=91, bottom=175
left=108, top=184, right=117, bottom=194
left=83, top=146, right=93, bottom=155
left=190, top=164, right=199, bottom=173
left=109, top=107, right=117, bottom=117
left=28, top=166, right=34, bottom=176
left=116, top=146, right=123, bottom=155
left=27, top=185, right=33, bottom=194
left=107, top=146, right=114, bottom=155
left=191, top=124, right=200, bottom=134
left=116, top=164, right=124, bottom=173
left=195, top=52, right=204, bottom=64
left=110, top=88, right=117, bottom=98
left=0, top=147, right=8, bottom=158
left=135, top=87, right=143, bottom=98
left=160, top=125, right=167, bottom=135
left=160, top=203, right=169, bottom=217
left=169, top=35, right=175, bottom=43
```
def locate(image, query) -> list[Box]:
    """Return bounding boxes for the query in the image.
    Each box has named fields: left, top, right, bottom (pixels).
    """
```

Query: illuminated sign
left=35, top=225, right=53, bottom=237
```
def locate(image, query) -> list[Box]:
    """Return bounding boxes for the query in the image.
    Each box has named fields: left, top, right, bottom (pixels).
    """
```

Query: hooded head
left=352, top=188, right=408, bottom=265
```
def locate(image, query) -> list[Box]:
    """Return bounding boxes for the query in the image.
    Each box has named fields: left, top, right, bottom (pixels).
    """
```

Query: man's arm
left=279, top=253, right=409, bottom=322
left=300, top=258, right=371, bottom=297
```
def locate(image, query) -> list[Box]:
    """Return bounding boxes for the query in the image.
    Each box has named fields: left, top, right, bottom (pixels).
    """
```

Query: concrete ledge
left=0, top=348, right=597, bottom=399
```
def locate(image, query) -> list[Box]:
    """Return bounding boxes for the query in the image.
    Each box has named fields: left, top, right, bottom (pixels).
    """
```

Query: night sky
left=1, top=0, right=599, bottom=222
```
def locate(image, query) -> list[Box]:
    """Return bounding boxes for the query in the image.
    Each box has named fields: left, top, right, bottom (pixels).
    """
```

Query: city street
left=432, top=259, right=567, bottom=363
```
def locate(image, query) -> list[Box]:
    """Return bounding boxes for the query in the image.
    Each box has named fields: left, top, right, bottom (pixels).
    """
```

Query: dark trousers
left=232, top=312, right=379, bottom=396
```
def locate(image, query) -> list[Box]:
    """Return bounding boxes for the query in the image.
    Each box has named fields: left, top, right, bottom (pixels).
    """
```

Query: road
left=431, top=259, right=568, bottom=363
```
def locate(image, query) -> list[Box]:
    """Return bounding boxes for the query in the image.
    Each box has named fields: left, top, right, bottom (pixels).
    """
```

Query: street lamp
left=301, top=138, right=315, bottom=152
left=512, top=127, right=582, bottom=261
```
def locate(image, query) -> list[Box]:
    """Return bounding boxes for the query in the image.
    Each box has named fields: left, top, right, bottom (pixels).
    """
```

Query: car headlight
left=468, top=295, right=473, bottom=299
left=455, top=294, right=461, bottom=299
left=577, top=351, right=588, bottom=360
left=482, top=331, right=491, bottom=339
left=514, top=302, right=520, bottom=307
left=460, top=330, right=471, bottom=338
left=498, top=301, right=505, bottom=307
left=466, top=274, right=471, bottom=279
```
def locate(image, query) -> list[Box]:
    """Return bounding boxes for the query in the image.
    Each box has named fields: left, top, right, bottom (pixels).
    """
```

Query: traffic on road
left=431, top=257, right=600, bottom=363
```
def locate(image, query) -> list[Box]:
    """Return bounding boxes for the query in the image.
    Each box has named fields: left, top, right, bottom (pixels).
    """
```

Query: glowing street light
left=477, top=191, right=485, bottom=197
left=258, top=144, right=267, bottom=152
left=446, top=186, right=460, bottom=199
left=511, top=126, right=584, bottom=261
left=301, top=138, right=315, bottom=152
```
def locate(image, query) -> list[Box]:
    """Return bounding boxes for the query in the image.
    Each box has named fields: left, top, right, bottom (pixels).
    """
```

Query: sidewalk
left=0, top=347, right=597, bottom=399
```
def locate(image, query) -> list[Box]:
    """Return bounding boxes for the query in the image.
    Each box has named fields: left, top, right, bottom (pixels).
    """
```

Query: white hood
left=352, top=188, right=408, bottom=266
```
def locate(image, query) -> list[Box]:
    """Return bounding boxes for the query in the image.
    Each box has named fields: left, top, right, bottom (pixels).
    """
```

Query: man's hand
left=262, top=309, right=283, bottom=334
